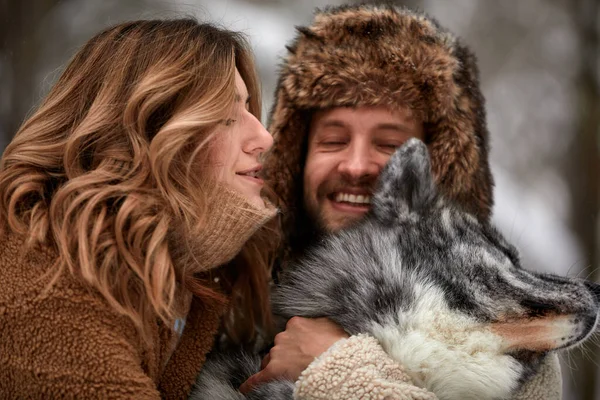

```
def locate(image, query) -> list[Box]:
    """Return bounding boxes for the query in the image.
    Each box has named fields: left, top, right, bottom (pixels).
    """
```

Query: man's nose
left=337, top=145, right=380, bottom=181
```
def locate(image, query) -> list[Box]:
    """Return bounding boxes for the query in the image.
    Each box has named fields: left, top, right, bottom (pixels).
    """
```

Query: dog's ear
left=371, top=138, right=436, bottom=223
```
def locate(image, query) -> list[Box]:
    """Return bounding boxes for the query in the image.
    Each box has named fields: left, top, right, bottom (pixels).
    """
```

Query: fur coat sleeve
left=294, top=334, right=562, bottom=400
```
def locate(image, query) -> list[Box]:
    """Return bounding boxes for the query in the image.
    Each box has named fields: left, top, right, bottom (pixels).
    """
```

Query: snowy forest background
left=1, top=0, right=598, bottom=399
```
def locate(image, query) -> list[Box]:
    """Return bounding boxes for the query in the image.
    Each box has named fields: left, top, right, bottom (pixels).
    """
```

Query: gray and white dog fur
left=190, top=139, right=600, bottom=400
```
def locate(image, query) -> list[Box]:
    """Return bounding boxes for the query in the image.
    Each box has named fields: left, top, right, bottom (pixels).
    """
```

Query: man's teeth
left=334, top=193, right=371, bottom=205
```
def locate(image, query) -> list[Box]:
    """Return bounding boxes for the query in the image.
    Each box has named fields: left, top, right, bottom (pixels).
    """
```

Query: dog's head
left=276, top=139, right=600, bottom=399
left=371, top=138, right=600, bottom=349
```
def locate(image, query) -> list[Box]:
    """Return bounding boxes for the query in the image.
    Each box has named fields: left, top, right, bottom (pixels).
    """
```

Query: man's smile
left=326, top=192, right=371, bottom=214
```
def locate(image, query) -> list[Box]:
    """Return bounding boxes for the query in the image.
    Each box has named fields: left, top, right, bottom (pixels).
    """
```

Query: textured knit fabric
left=0, top=186, right=276, bottom=399
left=513, top=353, right=562, bottom=400
left=295, top=335, right=561, bottom=400
left=189, top=186, right=278, bottom=269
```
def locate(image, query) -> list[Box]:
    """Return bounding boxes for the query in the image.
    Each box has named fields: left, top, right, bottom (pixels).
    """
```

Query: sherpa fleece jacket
left=0, top=233, right=215, bottom=399
left=294, top=334, right=562, bottom=400
left=0, top=187, right=276, bottom=399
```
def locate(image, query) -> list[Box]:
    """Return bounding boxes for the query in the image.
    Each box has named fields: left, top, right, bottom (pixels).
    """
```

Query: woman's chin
left=248, top=195, right=267, bottom=210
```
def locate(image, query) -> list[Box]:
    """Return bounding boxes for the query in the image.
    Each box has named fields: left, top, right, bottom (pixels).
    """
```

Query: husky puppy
left=190, top=139, right=600, bottom=400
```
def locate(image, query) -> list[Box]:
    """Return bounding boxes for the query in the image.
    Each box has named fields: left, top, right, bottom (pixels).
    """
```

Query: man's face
left=303, top=106, right=423, bottom=232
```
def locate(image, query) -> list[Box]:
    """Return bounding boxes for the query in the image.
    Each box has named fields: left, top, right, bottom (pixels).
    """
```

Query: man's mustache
left=317, top=178, right=377, bottom=198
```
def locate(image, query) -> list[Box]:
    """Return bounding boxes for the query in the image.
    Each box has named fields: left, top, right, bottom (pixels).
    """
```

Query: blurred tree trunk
left=566, top=0, right=600, bottom=398
left=0, top=0, right=63, bottom=148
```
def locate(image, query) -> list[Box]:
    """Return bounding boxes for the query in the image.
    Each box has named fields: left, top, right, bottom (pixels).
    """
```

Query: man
left=243, top=4, right=562, bottom=398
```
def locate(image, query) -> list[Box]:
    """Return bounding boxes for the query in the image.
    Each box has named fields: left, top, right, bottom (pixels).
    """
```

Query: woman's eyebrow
left=234, top=93, right=251, bottom=103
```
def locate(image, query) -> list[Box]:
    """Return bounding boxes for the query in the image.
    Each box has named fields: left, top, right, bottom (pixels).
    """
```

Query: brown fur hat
left=263, top=4, right=494, bottom=254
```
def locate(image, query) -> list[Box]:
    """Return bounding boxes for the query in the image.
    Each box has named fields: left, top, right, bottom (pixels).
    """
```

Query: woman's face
left=208, top=69, right=273, bottom=208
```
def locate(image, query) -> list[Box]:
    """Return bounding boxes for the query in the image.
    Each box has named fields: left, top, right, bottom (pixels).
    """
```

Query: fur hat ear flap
left=371, top=139, right=437, bottom=223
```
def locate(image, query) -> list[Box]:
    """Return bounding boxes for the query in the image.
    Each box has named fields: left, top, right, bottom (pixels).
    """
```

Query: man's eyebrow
left=374, top=122, right=416, bottom=132
left=318, top=119, right=347, bottom=128
left=317, top=121, right=415, bottom=132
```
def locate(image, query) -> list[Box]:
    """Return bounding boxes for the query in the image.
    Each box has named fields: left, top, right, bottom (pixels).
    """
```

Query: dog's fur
left=190, top=139, right=600, bottom=400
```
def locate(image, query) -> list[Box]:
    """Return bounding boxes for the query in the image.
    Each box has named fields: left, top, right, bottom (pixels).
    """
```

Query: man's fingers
left=261, top=352, right=271, bottom=369
left=240, top=367, right=278, bottom=394
left=239, top=371, right=262, bottom=394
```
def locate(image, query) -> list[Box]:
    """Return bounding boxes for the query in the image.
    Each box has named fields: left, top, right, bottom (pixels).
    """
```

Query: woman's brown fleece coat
left=0, top=188, right=275, bottom=399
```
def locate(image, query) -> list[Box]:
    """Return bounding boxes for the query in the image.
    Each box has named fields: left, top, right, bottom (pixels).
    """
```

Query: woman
left=0, top=19, right=278, bottom=398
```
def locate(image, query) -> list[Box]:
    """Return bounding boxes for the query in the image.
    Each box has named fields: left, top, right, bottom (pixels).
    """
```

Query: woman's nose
left=245, top=115, right=273, bottom=154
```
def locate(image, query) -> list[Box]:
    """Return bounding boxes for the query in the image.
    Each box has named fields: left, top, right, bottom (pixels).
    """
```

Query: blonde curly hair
left=0, top=19, right=277, bottom=343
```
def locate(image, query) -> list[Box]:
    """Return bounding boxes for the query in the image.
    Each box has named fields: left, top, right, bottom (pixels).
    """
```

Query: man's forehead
left=313, top=105, right=416, bottom=123
left=310, top=106, right=419, bottom=133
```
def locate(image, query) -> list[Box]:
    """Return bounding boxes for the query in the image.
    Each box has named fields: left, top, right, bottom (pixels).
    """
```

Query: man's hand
left=239, top=316, right=349, bottom=394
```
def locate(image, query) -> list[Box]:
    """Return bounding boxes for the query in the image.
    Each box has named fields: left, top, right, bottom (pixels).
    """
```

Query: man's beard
left=280, top=176, right=375, bottom=279
left=303, top=176, right=376, bottom=233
